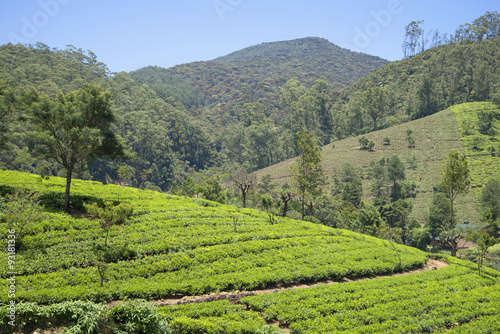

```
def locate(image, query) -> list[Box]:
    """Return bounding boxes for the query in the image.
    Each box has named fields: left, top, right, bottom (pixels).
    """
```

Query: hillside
left=253, top=102, right=500, bottom=224
left=0, top=43, right=215, bottom=191
left=132, top=37, right=389, bottom=129
left=330, top=37, right=500, bottom=139
left=1, top=170, right=499, bottom=333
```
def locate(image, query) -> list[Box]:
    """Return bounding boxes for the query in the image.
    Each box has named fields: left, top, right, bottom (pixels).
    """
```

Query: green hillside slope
left=0, top=169, right=427, bottom=305
left=254, top=102, right=500, bottom=224
left=1, top=170, right=499, bottom=333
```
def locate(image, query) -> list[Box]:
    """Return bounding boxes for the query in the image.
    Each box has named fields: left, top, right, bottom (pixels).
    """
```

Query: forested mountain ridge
left=330, top=37, right=500, bottom=139
left=132, top=37, right=389, bottom=130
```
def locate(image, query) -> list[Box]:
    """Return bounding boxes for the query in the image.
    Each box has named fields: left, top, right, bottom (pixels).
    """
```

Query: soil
left=148, top=259, right=449, bottom=307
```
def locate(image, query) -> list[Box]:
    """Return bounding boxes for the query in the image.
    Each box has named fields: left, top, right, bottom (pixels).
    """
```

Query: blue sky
left=0, top=0, right=497, bottom=72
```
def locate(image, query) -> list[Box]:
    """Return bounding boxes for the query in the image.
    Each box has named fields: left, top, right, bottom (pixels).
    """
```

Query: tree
left=336, top=163, right=363, bottom=208
left=358, top=201, right=384, bottom=236
left=467, top=231, right=498, bottom=275
left=361, top=82, right=387, bottom=131
left=477, top=110, right=496, bottom=136
left=308, top=78, right=333, bottom=144
left=414, top=76, right=438, bottom=119
left=481, top=178, right=500, bottom=222
left=1, top=191, right=46, bottom=250
left=117, top=164, right=133, bottom=201
left=24, top=84, right=127, bottom=212
left=231, top=168, right=255, bottom=208
left=387, top=155, right=406, bottom=200
left=277, top=184, right=294, bottom=217
left=426, top=192, right=454, bottom=251
left=288, top=130, right=325, bottom=220
left=84, top=201, right=133, bottom=247
left=84, top=201, right=133, bottom=286
left=440, top=150, right=471, bottom=231
left=402, top=20, right=424, bottom=58
left=379, top=199, right=413, bottom=244
left=0, top=80, right=16, bottom=149
left=201, top=175, right=226, bottom=204
left=368, top=160, right=389, bottom=200
left=358, top=136, right=375, bottom=151
left=180, top=176, right=196, bottom=197
left=281, top=79, right=307, bottom=157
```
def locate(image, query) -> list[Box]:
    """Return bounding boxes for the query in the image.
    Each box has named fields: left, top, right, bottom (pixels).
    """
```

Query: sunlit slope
left=0, top=170, right=426, bottom=304
left=254, top=105, right=489, bottom=224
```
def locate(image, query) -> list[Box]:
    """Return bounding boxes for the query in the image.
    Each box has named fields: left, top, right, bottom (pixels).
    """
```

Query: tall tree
left=288, top=130, right=325, bottom=220
left=281, top=79, right=307, bottom=157
left=0, top=80, right=16, bottom=149
left=481, top=178, right=500, bottom=235
left=24, top=84, right=127, bottom=212
left=440, top=150, right=471, bottom=230
left=402, top=20, right=424, bottom=58
left=336, top=163, right=363, bottom=208
left=427, top=192, right=454, bottom=242
left=308, top=78, right=333, bottom=145
left=361, top=82, right=387, bottom=131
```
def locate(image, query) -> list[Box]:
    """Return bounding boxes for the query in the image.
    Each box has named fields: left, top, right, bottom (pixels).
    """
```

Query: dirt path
left=151, top=259, right=448, bottom=307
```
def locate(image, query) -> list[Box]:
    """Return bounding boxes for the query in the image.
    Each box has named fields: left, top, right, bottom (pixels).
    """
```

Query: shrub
left=108, top=300, right=167, bottom=334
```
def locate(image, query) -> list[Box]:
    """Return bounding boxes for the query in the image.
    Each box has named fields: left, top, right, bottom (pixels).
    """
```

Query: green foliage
left=108, top=300, right=166, bottom=334
left=358, top=201, right=384, bottom=236
left=24, top=83, right=126, bottom=211
left=427, top=192, right=454, bottom=238
left=382, top=136, right=390, bottom=145
left=481, top=178, right=500, bottom=222
left=160, top=300, right=270, bottom=334
left=0, top=299, right=169, bottom=334
left=0, top=170, right=429, bottom=305
left=477, top=110, right=496, bottom=136
left=242, top=261, right=500, bottom=333
left=467, top=231, right=499, bottom=275
left=358, top=136, right=375, bottom=151
left=180, top=176, right=196, bottom=198
left=0, top=80, right=16, bottom=149
left=0, top=191, right=45, bottom=250
left=408, top=228, right=432, bottom=251
left=440, top=150, right=471, bottom=229
left=0, top=44, right=215, bottom=192
left=201, top=176, right=226, bottom=204
left=289, top=131, right=325, bottom=218
left=336, top=163, right=363, bottom=208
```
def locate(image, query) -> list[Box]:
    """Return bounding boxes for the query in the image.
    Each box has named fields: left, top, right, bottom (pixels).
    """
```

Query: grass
left=450, top=102, right=500, bottom=203
left=254, top=106, right=484, bottom=224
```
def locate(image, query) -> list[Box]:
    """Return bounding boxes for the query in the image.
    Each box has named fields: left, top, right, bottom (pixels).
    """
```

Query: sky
left=0, top=0, right=498, bottom=73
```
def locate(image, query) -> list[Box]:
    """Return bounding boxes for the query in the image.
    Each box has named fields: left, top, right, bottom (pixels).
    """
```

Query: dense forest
left=0, top=12, right=499, bottom=194
left=0, top=44, right=214, bottom=191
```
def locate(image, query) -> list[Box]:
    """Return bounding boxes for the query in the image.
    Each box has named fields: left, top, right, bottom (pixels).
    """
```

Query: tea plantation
left=0, top=170, right=499, bottom=333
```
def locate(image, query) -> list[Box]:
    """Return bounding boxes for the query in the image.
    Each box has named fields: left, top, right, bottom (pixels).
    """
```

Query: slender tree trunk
left=301, top=191, right=305, bottom=220
left=64, top=168, right=73, bottom=213
left=242, top=191, right=246, bottom=208
left=450, top=197, right=455, bottom=232
left=282, top=199, right=289, bottom=217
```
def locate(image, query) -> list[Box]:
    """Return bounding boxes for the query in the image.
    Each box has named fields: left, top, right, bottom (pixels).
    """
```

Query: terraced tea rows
left=0, top=170, right=426, bottom=305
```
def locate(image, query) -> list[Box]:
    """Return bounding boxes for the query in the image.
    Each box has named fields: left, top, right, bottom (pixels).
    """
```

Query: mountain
left=131, top=37, right=389, bottom=130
